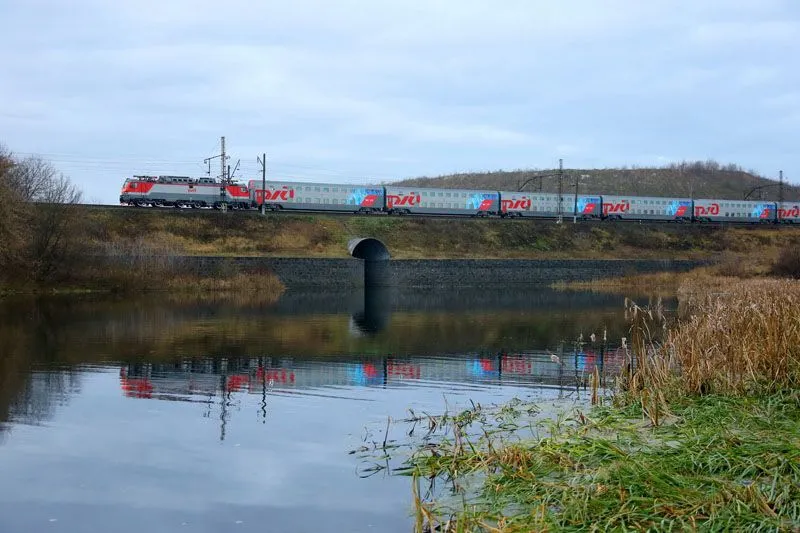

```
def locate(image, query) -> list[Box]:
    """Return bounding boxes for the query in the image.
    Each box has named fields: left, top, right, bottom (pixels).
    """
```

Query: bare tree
left=0, top=145, right=24, bottom=278
left=0, top=146, right=83, bottom=284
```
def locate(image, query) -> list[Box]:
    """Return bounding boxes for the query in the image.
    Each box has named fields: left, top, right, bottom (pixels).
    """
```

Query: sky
left=1, top=0, right=798, bottom=204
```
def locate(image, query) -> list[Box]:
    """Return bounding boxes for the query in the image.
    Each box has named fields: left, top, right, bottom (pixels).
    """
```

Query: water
left=0, top=287, right=667, bottom=533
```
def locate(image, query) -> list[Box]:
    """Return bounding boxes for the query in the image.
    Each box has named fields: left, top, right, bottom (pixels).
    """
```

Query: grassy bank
left=0, top=267, right=286, bottom=300
left=401, top=393, right=799, bottom=532
left=372, top=278, right=800, bottom=532
left=85, top=207, right=800, bottom=261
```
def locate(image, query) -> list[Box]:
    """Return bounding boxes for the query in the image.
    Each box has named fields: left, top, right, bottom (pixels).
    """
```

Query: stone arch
left=347, top=238, right=391, bottom=261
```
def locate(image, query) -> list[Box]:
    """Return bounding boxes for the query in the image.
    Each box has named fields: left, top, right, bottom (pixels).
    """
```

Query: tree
left=0, top=145, right=83, bottom=285
left=0, top=145, right=24, bottom=279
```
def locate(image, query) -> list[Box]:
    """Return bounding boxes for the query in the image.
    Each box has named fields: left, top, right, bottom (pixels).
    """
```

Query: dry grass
left=551, top=252, right=778, bottom=295
left=620, top=278, right=800, bottom=413
left=672, top=278, right=800, bottom=395
left=551, top=270, right=704, bottom=294
left=164, top=272, right=285, bottom=300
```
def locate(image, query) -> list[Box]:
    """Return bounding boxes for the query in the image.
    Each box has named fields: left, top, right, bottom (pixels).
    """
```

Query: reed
left=621, top=278, right=800, bottom=406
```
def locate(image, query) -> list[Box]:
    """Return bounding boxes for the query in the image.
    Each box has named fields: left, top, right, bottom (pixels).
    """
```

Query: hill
left=393, top=161, right=800, bottom=201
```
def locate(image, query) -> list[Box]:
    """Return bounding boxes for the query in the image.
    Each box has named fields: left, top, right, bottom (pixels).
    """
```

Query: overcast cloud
left=1, top=0, right=798, bottom=203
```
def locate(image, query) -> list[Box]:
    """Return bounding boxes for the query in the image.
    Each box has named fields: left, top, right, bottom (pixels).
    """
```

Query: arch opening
left=348, top=238, right=391, bottom=261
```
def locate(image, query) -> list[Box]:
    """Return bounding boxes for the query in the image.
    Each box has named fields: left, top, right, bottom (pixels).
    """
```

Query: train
left=119, top=175, right=800, bottom=224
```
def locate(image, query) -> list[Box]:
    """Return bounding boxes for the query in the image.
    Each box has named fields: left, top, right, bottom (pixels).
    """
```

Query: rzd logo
left=260, top=189, right=294, bottom=202
left=779, top=206, right=800, bottom=219
left=695, top=204, right=720, bottom=216
left=602, top=201, right=630, bottom=214
left=501, top=198, right=532, bottom=211
left=387, top=193, right=420, bottom=208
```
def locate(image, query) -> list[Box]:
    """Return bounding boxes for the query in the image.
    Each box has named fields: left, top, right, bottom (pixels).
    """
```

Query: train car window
left=462, top=193, right=467, bottom=198
left=315, top=187, right=320, bottom=192
left=438, top=192, right=444, bottom=197
left=445, top=192, right=451, bottom=197
left=323, top=187, right=329, bottom=192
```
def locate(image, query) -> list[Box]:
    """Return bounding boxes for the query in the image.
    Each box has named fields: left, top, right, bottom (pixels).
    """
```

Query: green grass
left=396, top=393, right=800, bottom=532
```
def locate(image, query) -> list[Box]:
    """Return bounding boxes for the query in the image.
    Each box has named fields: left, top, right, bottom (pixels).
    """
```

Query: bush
left=771, top=247, right=800, bottom=279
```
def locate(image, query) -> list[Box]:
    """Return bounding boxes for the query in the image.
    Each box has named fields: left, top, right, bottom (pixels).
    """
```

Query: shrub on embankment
left=771, top=247, right=800, bottom=279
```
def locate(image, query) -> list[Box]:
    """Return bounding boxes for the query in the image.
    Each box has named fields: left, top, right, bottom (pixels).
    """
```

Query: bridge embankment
left=182, top=256, right=709, bottom=289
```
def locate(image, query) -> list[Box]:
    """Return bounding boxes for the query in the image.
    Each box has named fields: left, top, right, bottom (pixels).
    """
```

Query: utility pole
left=573, top=173, right=579, bottom=224
left=557, top=158, right=564, bottom=224
left=778, top=170, right=784, bottom=205
left=220, top=136, right=228, bottom=212
left=221, top=136, right=227, bottom=183
left=204, top=136, right=230, bottom=211
left=257, top=153, right=267, bottom=215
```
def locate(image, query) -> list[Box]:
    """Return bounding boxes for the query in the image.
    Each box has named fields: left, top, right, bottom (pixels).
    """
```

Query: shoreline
left=360, top=276, right=800, bottom=531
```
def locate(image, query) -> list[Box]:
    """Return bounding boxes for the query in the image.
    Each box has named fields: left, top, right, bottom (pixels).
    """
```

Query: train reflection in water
left=119, top=348, right=626, bottom=402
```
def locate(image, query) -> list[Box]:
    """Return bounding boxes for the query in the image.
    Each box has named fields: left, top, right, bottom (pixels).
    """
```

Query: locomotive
left=119, top=175, right=800, bottom=224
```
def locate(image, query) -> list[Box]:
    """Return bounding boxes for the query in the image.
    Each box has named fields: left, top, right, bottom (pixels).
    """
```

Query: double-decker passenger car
left=602, top=195, right=693, bottom=221
left=248, top=180, right=384, bottom=213
left=777, top=202, right=800, bottom=224
left=383, top=186, right=499, bottom=216
left=693, top=199, right=776, bottom=223
left=498, top=192, right=602, bottom=218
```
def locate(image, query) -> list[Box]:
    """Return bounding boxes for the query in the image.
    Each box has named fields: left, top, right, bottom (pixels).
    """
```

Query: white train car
left=693, top=199, right=777, bottom=223
left=384, top=186, right=499, bottom=216
left=499, top=192, right=602, bottom=218
left=248, top=180, right=384, bottom=213
left=778, top=202, right=800, bottom=224
left=602, top=195, right=693, bottom=221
